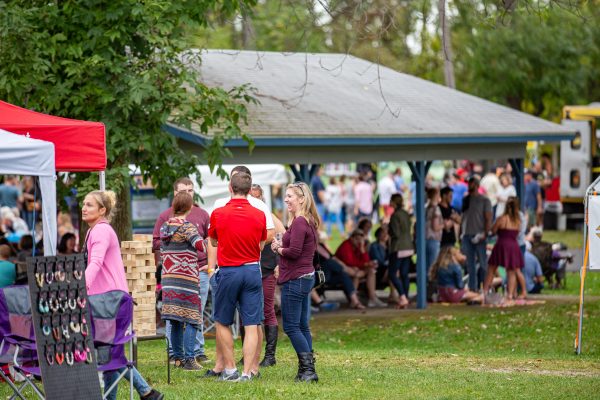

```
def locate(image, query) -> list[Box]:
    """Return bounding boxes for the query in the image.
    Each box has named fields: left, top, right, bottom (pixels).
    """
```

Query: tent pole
left=99, top=171, right=106, bottom=190
left=576, top=174, right=600, bottom=354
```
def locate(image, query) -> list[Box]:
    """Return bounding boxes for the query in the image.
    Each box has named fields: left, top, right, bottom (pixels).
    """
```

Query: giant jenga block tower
left=121, top=234, right=157, bottom=337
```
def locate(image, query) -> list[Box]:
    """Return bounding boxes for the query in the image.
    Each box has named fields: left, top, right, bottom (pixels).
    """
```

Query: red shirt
left=335, top=238, right=370, bottom=268
left=208, top=198, right=266, bottom=267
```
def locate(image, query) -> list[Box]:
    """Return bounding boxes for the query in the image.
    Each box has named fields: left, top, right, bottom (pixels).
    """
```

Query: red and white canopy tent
left=0, top=100, right=106, bottom=172
left=0, top=100, right=107, bottom=254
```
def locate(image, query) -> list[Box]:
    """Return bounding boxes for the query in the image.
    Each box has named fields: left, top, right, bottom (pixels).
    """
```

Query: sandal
left=350, top=301, right=366, bottom=310
left=395, top=300, right=409, bottom=309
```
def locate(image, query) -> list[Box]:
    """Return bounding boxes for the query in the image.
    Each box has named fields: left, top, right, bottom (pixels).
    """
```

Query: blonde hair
left=287, top=182, right=321, bottom=229
left=87, top=190, right=117, bottom=222
left=429, top=246, right=456, bottom=282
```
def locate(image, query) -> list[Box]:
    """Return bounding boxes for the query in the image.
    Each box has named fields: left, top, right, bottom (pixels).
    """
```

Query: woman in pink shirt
left=82, top=190, right=163, bottom=400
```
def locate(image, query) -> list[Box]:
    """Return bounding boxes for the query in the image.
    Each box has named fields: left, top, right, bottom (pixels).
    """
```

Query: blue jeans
left=326, top=211, right=345, bottom=236
left=103, top=366, right=151, bottom=400
left=316, top=203, right=327, bottom=224
left=170, top=320, right=197, bottom=360
left=166, top=271, right=209, bottom=357
left=209, top=272, right=217, bottom=318
left=323, top=258, right=355, bottom=298
left=388, top=253, right=411, bottom=296
left=196, top=271, right=209, bottom=356
left=425, top=239, right=440, bottom=274
left=461, top=235, right=488, bottom=291
left=281, top=275, right=314, bottom=354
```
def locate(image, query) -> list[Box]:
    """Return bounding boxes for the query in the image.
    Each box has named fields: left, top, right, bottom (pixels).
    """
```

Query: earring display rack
left=27, top=254, right=102, bottom=400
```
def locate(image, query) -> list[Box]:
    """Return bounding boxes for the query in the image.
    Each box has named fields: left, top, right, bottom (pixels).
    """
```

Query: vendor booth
left=0, top=129, right=57, bottom=256
left=0, top=100, right=106, bottom=172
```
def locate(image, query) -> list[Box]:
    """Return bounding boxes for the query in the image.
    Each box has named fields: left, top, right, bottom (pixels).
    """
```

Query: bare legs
left=483, top=265, right=498, bottom=295
left=344, top=266, right=379, bottom=301
left=242, top=325, right=260, bottom=375
left=216, top=322, right=235, bottom=370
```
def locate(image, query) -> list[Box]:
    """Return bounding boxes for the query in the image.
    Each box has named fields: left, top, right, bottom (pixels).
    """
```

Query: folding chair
left=0, top=285, right=44, bottom=400
left=88, top=290, right=135, bottom=400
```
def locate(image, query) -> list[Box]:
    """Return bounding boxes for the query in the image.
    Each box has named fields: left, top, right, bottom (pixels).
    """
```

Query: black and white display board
left=27, top=254, right=102, bottom=400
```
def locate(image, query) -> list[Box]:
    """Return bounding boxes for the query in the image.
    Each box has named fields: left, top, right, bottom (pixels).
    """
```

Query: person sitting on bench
left=335, top=230, right=386, bottom=308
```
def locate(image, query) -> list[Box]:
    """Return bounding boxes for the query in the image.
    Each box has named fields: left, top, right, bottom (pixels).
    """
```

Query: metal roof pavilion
left=169, top=49, right=574, bottom=164
left=169, top=49, right=575, bottom=309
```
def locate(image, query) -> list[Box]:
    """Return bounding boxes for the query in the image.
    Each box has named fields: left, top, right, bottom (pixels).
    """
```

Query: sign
left=588, top=195, right=600, bottom=270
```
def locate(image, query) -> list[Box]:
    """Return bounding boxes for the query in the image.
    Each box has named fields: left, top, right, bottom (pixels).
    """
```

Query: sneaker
left=319, top=302, right=340, bottom=312
left=202, top=369, right=222, bottom=378
left=195, top=354, right=210, bottom=364
left=239, top=374, right=253, bottom=382
left=141, top=389, right=164, bottom=400
left=251, top=371, right=261, bottom=379
left=181, top=358, right=203, bottom=371
left=367, top=298, right=387, bottom=308
left=218, top=370, right=240, bottom=382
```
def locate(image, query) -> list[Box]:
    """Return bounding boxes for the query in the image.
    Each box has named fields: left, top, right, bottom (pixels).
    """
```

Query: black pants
left=323, top=258, right=356, bottom=298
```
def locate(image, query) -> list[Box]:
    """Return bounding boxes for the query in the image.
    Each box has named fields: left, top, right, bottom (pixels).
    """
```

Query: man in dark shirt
left=208, top=172, right=266, bottom=381
left=525, top=171, right=543, bottom=227
left=310, top=166, right=326, bottom=221
left=153, top=177, right=211, bottom=364
left=439, top=187, right=461, bottom=248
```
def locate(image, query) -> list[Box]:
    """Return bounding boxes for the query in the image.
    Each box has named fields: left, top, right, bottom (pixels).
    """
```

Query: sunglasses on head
left=292, top=181, right=305, bottom=197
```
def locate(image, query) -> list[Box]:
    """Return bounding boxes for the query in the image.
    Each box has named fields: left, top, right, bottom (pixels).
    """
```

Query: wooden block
left=132, top=234, right=153, bottom=242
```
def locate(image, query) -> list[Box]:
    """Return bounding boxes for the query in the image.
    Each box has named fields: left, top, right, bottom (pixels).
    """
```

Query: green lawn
left=542, top=230, right=583, bottom=250
left=5, top=297, right=599, bottom=399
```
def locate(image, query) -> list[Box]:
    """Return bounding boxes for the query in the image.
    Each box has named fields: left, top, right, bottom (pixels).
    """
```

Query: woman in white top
left=496, top=174, right=517, bottom=219
left=325, top=177, right=345, bottom=236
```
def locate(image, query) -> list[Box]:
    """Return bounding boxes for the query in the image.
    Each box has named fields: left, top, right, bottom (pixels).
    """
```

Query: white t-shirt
left=326, top=184, right=343, bottom=213
left=496, top=185, right=517, bottom=218
left=212, top=195, right=275, bottom=230
left=378, top=176, right=397, bottom=206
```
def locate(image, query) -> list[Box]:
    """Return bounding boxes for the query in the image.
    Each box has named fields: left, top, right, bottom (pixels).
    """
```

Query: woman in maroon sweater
left=271, top=181, right=319, bottom=383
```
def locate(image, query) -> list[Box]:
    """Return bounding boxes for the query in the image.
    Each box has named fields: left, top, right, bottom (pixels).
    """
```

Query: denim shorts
left=213, top=263, right=263, bottom=326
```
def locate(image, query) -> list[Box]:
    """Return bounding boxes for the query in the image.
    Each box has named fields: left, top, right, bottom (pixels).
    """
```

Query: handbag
left=310, top=228, right=326, bottom=290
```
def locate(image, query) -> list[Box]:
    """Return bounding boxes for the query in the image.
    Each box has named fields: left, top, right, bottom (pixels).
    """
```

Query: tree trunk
left=113, top=186, right=132, bottom=242
left=438, top=0, right=456, bottom=89
left=241, top=10, right=255, bottom=49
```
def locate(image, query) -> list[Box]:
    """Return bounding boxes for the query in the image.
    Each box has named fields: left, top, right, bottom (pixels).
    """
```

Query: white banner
left=588, top=196, right=600, bottom=270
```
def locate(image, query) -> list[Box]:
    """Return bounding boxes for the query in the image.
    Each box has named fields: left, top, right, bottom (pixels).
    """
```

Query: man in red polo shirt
left=335, top=230, right=386, bottom=308
left=208, top=172, right=266, bottom=382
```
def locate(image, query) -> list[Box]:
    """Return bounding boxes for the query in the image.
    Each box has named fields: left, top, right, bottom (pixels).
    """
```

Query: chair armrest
left=4, top=335, right=36, bottom=351
left=95, top=333, right=135, bottom=347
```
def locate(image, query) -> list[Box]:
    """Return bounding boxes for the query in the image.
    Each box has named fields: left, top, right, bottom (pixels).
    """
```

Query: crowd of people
left=307, top=160, right=565, bottom=308
left=0, top=158, right=569, bottom=396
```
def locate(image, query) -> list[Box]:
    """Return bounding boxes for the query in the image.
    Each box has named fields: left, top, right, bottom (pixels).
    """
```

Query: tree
left=0, top=0, right=257, bottom=240
left=453, top=1, right=600, bottom=119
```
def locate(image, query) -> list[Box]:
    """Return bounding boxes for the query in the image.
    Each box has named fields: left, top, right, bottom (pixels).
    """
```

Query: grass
left=2, top=229, right=593, bottom=399
left=541, top=230, right=583, bottom=250
left=5, top=297, right=599, bottom=399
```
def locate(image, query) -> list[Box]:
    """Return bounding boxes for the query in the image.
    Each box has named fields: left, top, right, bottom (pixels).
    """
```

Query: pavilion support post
left=509, top=158, right=525, bottom=210
left=408, top=161, right=431, bottom=309
left=288, top=164, right=320, bottom=183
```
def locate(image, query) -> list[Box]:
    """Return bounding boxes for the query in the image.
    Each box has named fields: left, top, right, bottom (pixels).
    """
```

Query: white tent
left=0, top=129, right=57, bottom=255
left=193, top=164, right=290, bottom=213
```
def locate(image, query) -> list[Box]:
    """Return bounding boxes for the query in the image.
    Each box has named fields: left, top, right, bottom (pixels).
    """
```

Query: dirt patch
left=470, top=366, right=600, bottom=378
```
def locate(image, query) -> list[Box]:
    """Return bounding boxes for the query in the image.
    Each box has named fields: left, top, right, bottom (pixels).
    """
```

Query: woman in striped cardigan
left=160, top=192, right=206, bottom=371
